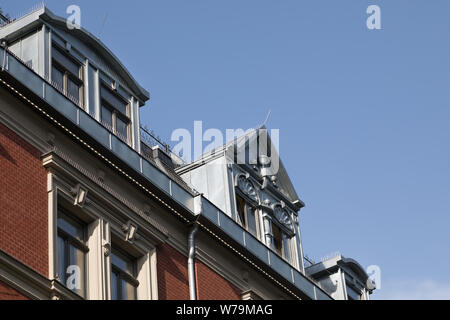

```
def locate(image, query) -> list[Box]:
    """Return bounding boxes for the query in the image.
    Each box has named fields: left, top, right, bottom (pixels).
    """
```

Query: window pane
left=116, top=117, right=128, bottom=141
left=52, top=46, right=80, bottom=77
left=101, top=104, right=113, bottom=130
left=67, top=77, right=80, bottom=103
left=122, top=279, right=136, bottom=300
left=57, top=236, right=66, bottom=284
left=283, top=236, right=291, bottom=262
left=69, top=244, right=85, bottom=297
left=100, top=85, right=127, bottom=116
left=111, top=271, right=119, bottom=300
left=58, top=215, right=84, bottom=240
left=52, top=66, right=64, bottom=90
left=111, top=248, right=138, bottom=300
left=22, top=33, right=38, bottom=71
left=247, top=207, right=258, bottom=237
left=111, top=250, right=134, bottom=276
left=347, top=286, right=361, bottom=300
left=272, top=224, right=283, bottom=256
left=235, top=194, right=246, bottom=226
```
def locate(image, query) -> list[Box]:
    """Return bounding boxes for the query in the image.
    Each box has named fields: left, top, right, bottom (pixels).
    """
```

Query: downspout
left=1, top=40, right=7, bottom=72
left=188, top=224, right=199, bottom=300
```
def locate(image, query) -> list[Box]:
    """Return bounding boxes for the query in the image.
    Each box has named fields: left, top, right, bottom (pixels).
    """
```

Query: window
left=283, top=235, right=291, bottom=262
left=51, top=44, right=83, bottom=106
left=51, top=65, right=64, bottom=89
left=272, top=223, right=291, bottom=262
left=272, top=223, right=283, bottom=256
left=57, top=211, right=88, bottom=297
left=110, top=248, right=139, bottom=300
left=100, top=83, right=130, bottom=143
left=346, top=285, right=362, bottom=300
left=236, top=193, right=259, bottom=238
left=101, top=104, right=113, bottom=129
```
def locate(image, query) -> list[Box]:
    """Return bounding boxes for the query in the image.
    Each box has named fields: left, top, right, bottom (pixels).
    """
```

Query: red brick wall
left=157, top=243, right=241, bottom=300
left=0, top=281, right=29, bottom=300
left=195, top=260, right=241, bottom=300
left=157, top=243, right=190, bottom=300
left=0, top=122, right=48, bottom=276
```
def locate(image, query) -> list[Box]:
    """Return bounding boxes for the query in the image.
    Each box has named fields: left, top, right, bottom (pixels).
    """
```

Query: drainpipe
left=188, top=224, right=199, bottom=300
left=1, top=40, right=7, bottom=72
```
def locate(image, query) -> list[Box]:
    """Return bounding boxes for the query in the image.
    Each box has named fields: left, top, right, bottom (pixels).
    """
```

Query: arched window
left=271, top=205, right=295, bottom=262
left=235, top=174, right=260, bottom=239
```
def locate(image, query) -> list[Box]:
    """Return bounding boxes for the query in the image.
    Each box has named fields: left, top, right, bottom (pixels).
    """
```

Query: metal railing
left=0, top=2, right=45, bottom=29
left=140, top=125, right=170, bottom=153
left=304, top=255, right=316, bottom=268
left=140, top=125, right=186, bottom=166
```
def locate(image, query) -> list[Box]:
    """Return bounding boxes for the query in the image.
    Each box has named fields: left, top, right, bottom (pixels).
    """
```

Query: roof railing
left=140, top=125, right=186, bottom=166
left=304, top=255, right=316, bottom=268
left=0, top=2, right=45, bottom=29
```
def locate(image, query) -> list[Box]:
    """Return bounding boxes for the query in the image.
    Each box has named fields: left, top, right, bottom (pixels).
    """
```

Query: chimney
left=152, top=145, right=175, bottom=170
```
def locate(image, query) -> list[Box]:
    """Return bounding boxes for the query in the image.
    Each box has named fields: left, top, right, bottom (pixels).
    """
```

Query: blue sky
left=3, top=1, right=450, bottom=299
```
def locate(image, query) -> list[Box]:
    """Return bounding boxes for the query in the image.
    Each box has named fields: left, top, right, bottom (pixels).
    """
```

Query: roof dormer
left=0, top=6, right=149, bottom=151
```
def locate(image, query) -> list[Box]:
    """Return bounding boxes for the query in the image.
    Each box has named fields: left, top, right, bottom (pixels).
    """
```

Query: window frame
left=57, top=210, right=89, bottom=297
left=110, top=246, right=139, bottom=300
left=51, top=43, right=84, bottom=107
left=100, top=82, right=131, bottom=143
left=271, top=222, right=284, bottom=257
left=235, top=192, right=260, bottom=239
left=49, top=176, right=157, bottom=300
left=271, top=220, right=292, bottom=262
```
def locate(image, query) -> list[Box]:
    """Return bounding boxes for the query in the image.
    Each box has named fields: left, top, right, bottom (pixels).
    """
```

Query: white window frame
left=47, top=171, right=157, bottom=300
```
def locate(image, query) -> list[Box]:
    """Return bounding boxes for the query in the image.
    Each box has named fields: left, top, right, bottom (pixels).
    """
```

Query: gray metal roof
left=0, top=6, right=149, bottom=104
left=177, top=126, right=305, bottom=210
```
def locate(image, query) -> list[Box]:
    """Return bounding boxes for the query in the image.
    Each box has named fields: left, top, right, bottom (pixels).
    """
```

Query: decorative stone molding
left=103, top=241, right=111, bottom=257
left=272, top=203, right=295, bottom=235
left=70, top=183, right=88, bottom=208
left=262, top=213, right=273, bottom=247
left=46, top=131, right=56, bottom=147
left=235, top=173, right=259, bottom=204
left=51, top=293, right=61, bottom=300
left=122, top=220, right=139, bottom=243
left=97, top=169, right=105, bottom=183
left=143, top=204, right=153, bottom=215
left=241, top=290, right=263, bottom=300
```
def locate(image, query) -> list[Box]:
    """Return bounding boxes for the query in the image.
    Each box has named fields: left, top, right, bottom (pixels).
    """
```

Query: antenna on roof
left=261, top=109, right=272, bottom=128
left=97, top=12, right=108, bottom=38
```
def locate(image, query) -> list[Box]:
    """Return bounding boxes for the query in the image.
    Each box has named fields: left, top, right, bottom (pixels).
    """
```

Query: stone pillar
left=262, top=213, right=273, bottom=248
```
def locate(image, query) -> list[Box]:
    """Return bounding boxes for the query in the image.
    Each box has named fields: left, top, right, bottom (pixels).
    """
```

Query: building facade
left=0, top=6, right=374, bottom=300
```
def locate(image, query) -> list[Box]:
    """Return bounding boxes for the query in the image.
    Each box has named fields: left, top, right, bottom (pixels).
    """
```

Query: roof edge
left=1, top=6, right=150, bottom=103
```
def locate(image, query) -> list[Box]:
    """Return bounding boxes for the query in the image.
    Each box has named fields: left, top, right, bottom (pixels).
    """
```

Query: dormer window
left=51, top=44, right=84, bottom=107
left=100, top=83, right=130, bottom=143
left=271, top=205, right=295, bottom=263
left=272, top=222, right=291, bottom=262
left=235, top=174, right=261, bottom=239
left=236, top=193, right=259, bottom=238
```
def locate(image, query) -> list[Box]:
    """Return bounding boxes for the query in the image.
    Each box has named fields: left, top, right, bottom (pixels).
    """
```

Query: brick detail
left=195, top=260, right=241, bottom=300
left=0, top=122, right=48, bottom=277
left=157, top=243, right=241, bottom=300
left=0, top=281, right=29, bottom=300
left=157, top=243, right=190, bottom=300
